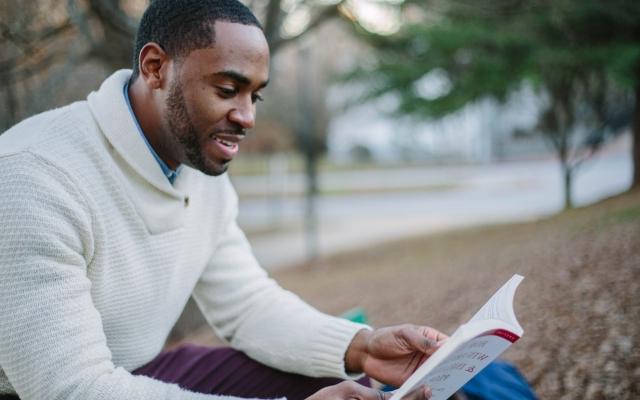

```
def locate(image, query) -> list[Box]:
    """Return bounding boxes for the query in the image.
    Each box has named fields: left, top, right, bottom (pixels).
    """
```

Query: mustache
left=210, top=128, right=247, bottom=136
left=212, top=127, right=246, bottom=136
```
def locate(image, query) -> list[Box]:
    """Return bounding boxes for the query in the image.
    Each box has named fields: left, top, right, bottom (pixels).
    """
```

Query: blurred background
left=2, top=1, right=639, bottom=398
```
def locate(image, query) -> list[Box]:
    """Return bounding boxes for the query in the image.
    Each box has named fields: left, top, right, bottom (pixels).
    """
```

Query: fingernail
left=424, top=386, right=432, bottom=398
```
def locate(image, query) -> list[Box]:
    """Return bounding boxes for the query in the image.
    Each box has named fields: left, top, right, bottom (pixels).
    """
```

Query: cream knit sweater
left=0, top=70, right=366, bottom=400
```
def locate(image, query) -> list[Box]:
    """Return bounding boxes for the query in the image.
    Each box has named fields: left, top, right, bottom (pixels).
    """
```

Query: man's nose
left=228, top=98, right=255, bottom=129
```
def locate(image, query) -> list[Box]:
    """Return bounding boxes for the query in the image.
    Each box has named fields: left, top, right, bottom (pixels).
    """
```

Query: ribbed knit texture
left=0, top=70, right=367, bottom=400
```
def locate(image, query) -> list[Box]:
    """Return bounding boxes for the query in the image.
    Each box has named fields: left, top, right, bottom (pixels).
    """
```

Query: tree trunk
left=632, top=83, right=640, bottom=190
left=297, top=43, right=319, bottom=262
left=563, top=164, right=573, bottom=210
left=2, top=69, right=18, bottom=132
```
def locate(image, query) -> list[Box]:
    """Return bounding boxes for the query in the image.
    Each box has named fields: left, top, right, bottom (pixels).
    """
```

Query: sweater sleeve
left=0, top=153, right=252, bottom=400
left=192, top=181, right=370, bottom=380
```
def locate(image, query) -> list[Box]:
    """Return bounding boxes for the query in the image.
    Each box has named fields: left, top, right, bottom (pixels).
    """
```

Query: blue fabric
left=379, top=360, right=537, bottom=400
left=461, top=360, right=537, bottom=400
left=123, top=81, right=181, bottom=184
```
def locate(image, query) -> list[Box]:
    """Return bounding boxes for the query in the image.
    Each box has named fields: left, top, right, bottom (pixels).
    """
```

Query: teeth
left=214, top=137, right=234, bottom=148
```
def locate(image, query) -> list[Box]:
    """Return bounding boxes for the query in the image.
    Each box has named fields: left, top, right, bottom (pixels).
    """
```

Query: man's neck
left=125, top=78, right=181, bottom=183
left=127, top=78, right=179, bottom=171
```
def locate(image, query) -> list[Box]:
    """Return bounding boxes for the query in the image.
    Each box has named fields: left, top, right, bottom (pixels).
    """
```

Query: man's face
left=163, top=21, right=270, bottom=176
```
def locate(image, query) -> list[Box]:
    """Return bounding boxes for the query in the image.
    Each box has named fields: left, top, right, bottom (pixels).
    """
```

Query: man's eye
left=217, top=87, right=237, bottom=97
left=252, top=93, right=264, bottom=104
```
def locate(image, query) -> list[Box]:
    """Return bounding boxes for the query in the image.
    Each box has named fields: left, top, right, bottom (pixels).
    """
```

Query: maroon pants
left=133, top=344, right=369, bottom=399
left=0, top=344, right=368, bottom=399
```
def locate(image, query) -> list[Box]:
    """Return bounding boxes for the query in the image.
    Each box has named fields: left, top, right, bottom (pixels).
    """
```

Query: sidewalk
left=234, top=138, right=633, bottom=271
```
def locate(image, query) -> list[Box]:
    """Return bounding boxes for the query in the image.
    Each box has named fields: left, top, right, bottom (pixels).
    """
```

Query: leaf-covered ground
left=183, top=190, right=640, bottom=399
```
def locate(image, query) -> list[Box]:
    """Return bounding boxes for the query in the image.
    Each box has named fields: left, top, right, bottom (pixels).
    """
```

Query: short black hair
left=131, top=0, right=262, bottom=81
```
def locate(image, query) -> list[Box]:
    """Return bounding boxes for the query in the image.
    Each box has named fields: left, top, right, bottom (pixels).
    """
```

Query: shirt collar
left=123, top=81, right=181, bottom=184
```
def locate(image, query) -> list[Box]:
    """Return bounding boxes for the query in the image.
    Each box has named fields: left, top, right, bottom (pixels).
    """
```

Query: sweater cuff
left=309, top=318, right=372, bottom=380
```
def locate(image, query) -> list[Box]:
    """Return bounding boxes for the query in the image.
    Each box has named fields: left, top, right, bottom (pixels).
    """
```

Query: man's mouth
left=209, top=131, right=244, bottom=159
left=213, top=136, right=237, bottom=148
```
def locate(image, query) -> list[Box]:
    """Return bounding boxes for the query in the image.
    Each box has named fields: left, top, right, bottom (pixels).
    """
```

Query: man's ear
left=138, top=42, right=171, bottom=90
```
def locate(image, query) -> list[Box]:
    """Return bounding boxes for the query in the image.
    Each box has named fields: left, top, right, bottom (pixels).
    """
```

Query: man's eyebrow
left=212, top=70, right=269, bottom=89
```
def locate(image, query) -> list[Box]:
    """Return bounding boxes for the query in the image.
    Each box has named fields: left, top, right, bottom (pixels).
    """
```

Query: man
left=0, top=1, right=446, bottom=399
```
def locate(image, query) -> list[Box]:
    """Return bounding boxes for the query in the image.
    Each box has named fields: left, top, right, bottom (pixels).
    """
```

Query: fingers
left=326, top=381, right=391, bottom=400
left=340, top=381, right=431, bottom=400
left=419, top=325, right=448, bottom=343
left=430, top=329, right=449, bottom=343
left=401, top=385, right=432, bottom=400
left=362, top=385, right=432, bottom=400
left=399, top=325, right=445, bottom=355
left=308, top=381, right=432, bottom=400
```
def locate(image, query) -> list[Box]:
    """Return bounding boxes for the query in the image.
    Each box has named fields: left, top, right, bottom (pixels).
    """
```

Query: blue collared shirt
left=123, top=81, right=181, bottom=184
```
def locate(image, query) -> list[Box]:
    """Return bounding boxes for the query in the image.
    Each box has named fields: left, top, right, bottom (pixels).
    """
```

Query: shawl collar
left=87, top=70, right=195, bottom=234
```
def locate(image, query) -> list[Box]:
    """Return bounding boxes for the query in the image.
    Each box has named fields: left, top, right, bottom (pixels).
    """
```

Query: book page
left=389, top=274, right=524, bottom=400
left=469, top=274, right=523, bottom=333
left=411, top=329, right=518, bottom=400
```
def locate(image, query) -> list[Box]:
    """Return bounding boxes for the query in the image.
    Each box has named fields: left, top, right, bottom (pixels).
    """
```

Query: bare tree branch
left=68, top=0, right=97, bottom=47
left=270, top=2, right=344, bottom=53
left=263, top=0, right=283, bottom=46
left=1, top=20, right=75, bottom=56
left=87, top=0, right=137, bottom=38
left=0, top=20, right=77, bottom=79
left=81, top=0, right=137, bottom=69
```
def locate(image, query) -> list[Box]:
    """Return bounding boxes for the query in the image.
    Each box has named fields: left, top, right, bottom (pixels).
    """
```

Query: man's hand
left=306, top=381, right=431, bottom=400
left=345, top=325, right=448, bottom=387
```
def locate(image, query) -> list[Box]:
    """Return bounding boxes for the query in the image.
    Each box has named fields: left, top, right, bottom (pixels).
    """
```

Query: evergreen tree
left=349, top=0, right=640, bottom=207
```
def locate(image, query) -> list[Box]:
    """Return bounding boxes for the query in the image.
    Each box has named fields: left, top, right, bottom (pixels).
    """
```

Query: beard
left=165, top=80, right=229, bottom=176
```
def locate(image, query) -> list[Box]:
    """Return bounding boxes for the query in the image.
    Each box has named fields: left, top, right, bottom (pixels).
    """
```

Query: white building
left=327, top=83, right=546, bottom=164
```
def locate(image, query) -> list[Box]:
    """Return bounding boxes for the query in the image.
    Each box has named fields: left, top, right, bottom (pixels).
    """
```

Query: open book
left=390, top=274, right=524, bottom=400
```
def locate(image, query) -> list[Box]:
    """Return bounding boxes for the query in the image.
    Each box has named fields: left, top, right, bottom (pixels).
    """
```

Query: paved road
left=231, top=138, right=633, bottom=270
